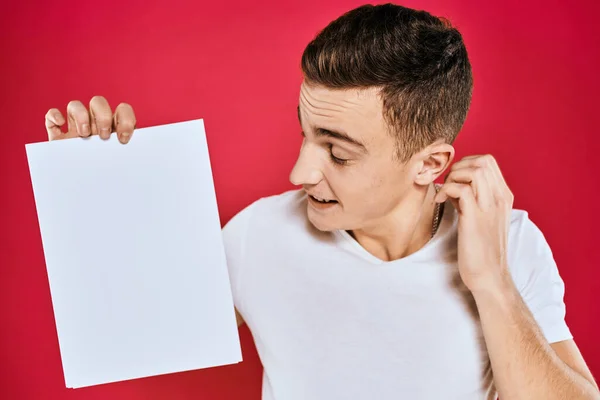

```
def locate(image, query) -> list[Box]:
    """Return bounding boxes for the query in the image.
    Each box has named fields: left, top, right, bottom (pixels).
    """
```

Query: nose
left=289, top=141, right=323, bottom=186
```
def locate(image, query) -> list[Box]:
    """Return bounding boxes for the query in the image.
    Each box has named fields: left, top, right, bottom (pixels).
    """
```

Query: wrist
left=467, top=267, right=517, bottom=301
left=469, top=269, right=527, bottom=332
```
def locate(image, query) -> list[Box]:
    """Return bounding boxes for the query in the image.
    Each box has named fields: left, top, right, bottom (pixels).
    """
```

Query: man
left=44, top=3, right=598, bottom=400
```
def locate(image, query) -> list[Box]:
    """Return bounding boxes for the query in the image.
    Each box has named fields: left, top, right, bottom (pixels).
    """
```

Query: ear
left=413, top=142, right=455, bottom=186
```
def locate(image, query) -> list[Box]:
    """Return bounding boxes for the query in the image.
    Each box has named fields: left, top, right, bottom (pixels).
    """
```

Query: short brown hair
left=301, top=3, right=473, bottom=161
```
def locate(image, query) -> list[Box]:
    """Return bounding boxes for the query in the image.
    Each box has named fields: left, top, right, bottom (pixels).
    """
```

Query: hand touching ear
left=435, top=154, right=514, bottom=293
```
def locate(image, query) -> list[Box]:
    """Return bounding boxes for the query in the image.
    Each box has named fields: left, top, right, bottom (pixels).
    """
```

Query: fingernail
left=81, top=123, right=90, bottom=135
left=121, top=131, right=130, bottom=137
left=100, top=127, right=110, bottom=139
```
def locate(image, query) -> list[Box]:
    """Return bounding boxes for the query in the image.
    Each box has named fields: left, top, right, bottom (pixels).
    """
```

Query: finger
left=451, top=155, right=509, bottom=200
left=485, top=156, right=510, bottom=197
left=463, top=154, right=504, bottom=184
left=451, top=155, right=500, bottom=178
left=445, top=167, right=494, bottom=210
left=66, top=100, right=91, bottom=137
left=435, top=182, right=477, bottom=215
left=450, top=155, right=485, bottom=172
left=113, top=102, right=137, bottom=144
left=45, top=108, right=68, bottom=141
left=456, top=154, right=483, bottom=162
left=89, top=96, right=113, bottom=140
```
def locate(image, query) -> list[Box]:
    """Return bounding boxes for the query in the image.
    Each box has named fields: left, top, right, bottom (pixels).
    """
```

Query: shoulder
left=505, top=209, right=572, bottom=343
left=252, top=188, right=307, bottom=216
left=222, top=189, right=307, bottom=237
left=507, top=208, right=550, bottom=258
left=506, top=208, right=560, bottom=291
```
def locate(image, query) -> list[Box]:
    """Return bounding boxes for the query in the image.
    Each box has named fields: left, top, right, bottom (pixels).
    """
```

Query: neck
left=348, top=183, right=439, bottom=262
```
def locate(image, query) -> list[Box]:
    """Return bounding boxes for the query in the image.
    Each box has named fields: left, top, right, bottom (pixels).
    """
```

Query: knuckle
left=90, top=95, right=107, bottom=104
left=90, top=96, right=112, bottom=118
left=67, top=100, right=87, bottom=118
left=116, top=102, right=137, bottom=128
left=474, top=157, right=486, bottom=168
left=67, top=100, right=82, bottom=110
left=474, top=167, right=484, bottom=180
left=90, top=95, right=110, bottom=112
left=119, top=121, right=136, bottom=131
left=95, top=116, right=112, bottom=126
left=45, top=108, right=58, bottom=119
left=116, top=102, right=132, bottom=111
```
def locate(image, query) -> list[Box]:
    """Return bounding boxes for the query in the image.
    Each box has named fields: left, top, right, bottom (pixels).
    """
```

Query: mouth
left=307, top=194, right=339, bottom=209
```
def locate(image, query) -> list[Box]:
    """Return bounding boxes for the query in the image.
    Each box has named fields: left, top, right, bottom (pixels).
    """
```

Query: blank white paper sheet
left=25, top=119, right=242, bottom=388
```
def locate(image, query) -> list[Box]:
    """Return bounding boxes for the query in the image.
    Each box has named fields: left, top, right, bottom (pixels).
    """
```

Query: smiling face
left=290, top=80, right=437, bottom=233
left=292, top=4, right=470, bottom=237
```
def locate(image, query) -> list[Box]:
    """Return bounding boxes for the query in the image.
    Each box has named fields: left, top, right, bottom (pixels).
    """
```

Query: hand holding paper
left=26, top=119, right=242, bottom=388
left=45, top=96, right=136, bottom=144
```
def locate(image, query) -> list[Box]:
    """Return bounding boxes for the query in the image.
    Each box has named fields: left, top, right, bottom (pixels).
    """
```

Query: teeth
left=312, top=195, right=332, bottom=203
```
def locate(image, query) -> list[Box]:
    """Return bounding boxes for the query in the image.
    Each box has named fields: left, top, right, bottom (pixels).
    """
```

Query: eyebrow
left=297, top=106, right=367, bottom=151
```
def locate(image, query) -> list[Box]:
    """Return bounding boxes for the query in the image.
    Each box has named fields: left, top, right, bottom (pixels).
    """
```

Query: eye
left=329, top=144, right=349, bottom=166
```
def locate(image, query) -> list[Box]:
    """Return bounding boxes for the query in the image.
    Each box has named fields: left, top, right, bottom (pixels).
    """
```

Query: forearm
left=472, top=273, right=599, bottom=400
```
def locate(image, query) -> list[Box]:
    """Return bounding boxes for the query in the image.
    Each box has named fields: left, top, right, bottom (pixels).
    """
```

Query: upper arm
left=509, top=212, right=572, bottom=343
left=509, top=213, right=598, bottom=395
left=222, top=202, right=256, bottom=328
left=551, top=339, right=599, bottom=391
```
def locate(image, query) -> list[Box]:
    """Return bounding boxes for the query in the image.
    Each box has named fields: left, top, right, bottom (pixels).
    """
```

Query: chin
left=307, top=213, right=333, bottom=232
left=306, top=207, right=338, bottom=232
left=306, top=206, right=358, bottom=233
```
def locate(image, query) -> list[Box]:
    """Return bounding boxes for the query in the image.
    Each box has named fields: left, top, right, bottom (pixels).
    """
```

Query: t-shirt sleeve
left=221, top=202, right=256, bottom=317
left=509, top=211, right=573, bottom=344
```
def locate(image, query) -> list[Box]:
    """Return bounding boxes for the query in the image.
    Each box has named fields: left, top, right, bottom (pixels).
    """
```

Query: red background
left=1, top=0, right=598, bottom=398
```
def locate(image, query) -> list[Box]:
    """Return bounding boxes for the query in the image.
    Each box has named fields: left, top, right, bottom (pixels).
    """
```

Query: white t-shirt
left=222, top=189, right=572, bottom=400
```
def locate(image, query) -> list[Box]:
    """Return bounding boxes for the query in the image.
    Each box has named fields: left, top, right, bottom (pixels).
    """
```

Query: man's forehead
left=298, top=82, right=386, bottom=136
left=297, top=82, right=391, bottom=151
left=299, top=81, right=381, bottom=111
